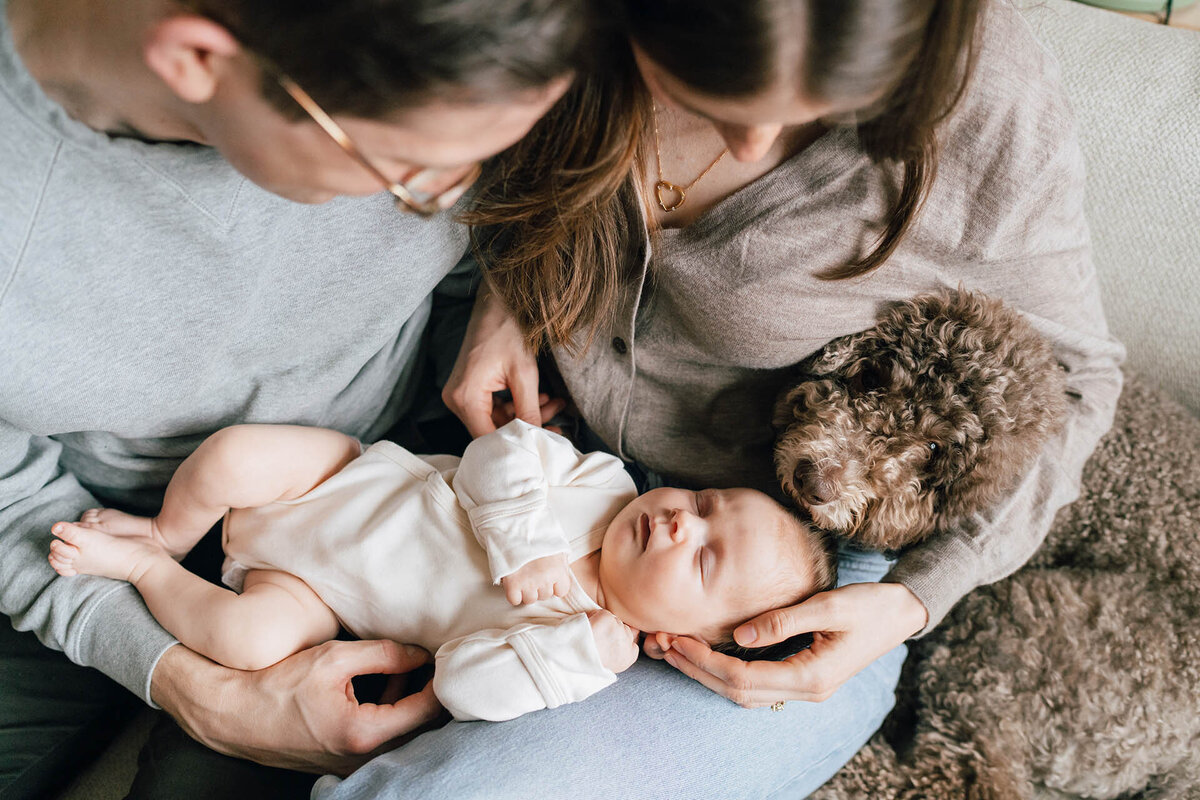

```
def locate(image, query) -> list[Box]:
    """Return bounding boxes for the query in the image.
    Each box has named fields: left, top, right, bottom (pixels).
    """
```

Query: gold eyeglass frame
left=271, top=70, right=481, bottom=216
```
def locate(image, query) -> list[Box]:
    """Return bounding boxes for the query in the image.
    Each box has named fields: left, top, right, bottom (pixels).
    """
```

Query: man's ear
left=143, top=15, right=241, bottom=104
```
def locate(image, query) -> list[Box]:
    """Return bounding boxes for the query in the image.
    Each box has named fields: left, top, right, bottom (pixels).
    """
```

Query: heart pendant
left=654, top=180, right=686, bottom=212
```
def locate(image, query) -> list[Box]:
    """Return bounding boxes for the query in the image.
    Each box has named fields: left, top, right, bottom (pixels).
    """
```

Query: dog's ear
left=846, top=357, right=891, bottom=395
left=801, top=331, right=868, bottom=378
left=772, top=381, right=809, bottom=431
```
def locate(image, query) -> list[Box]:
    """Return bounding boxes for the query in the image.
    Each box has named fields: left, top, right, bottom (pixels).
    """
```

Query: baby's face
left=598, top=487, right=802, bottom=640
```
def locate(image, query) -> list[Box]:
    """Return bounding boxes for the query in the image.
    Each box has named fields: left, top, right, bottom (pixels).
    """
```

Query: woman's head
left=469, top=1, right=985, bottom=350
left=623, top=0, right=985, bottom=274
left=150, top=0, right=594, bottom=201
left=624, top=0, right=978, bottom=156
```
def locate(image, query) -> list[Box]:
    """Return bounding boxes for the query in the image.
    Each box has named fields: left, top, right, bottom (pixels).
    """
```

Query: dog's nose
left=794, top=461, right=840, bottom=506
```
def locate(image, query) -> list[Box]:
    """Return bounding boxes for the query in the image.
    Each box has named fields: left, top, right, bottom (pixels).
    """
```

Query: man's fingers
left=326, top=640, right=430, bottom=680
left=344, top=681, right=443, bottom=756
left=734, top=592, right=845, bottom=647
left=378, top=672, right=408, bottom=705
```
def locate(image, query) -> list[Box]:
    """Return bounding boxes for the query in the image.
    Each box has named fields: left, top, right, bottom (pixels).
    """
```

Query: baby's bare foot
left=80, top=507, right=155, bottom=538
left=49, top=522, right=167, bottom=584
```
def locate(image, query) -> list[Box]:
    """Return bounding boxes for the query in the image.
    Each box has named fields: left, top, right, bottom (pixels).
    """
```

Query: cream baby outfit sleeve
left=436, top=420, right=637, bottom=721
left=452, top=419, right=635, bottom=583
left=434, top=614, right=616, bottom=722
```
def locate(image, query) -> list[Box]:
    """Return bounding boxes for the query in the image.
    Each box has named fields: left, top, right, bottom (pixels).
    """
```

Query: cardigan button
left=611, top=337, right=628, bottom=355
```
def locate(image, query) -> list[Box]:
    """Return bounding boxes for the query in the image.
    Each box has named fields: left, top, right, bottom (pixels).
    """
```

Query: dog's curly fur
left=774, top=289, right=1067, bottom=550
left=810, top=376, right=1200, bottom=800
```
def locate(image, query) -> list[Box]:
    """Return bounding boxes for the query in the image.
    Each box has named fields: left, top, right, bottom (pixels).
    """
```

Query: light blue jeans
left=313, top=546, right=905, bottom=800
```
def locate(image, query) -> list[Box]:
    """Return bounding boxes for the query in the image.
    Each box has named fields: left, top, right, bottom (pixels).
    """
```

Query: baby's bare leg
left=49, top=522, right=338, bottom=670
left=60, top=425, right=362, bottom=560
left=153, top=425, right=364, bottom=555
left=135, top=568, right=341, bottom=672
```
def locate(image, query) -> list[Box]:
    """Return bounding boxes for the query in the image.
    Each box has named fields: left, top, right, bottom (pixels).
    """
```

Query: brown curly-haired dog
left=774, top=289, right=1067, bottom=550
left=810, top=375, right=1200, bottom=800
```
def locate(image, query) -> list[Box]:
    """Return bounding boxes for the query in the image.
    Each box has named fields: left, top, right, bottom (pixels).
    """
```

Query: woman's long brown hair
left=462, top=40, right=651, bottom=353
left=467, top=1, right=985, bottom=349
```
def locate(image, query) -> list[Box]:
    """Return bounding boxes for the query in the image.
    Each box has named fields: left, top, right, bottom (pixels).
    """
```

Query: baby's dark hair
left=711, top=511, right=839, bottom=661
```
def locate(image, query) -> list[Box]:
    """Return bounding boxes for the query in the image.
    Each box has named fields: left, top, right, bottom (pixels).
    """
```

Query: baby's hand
left=500, top=553, right=571, bottom=605
left=587, top=610, right=639, bottom=674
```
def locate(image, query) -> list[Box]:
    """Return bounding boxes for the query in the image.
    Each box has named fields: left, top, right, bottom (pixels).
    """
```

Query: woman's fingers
left=495, top=395, right=568, bottom=428
left=507, top=360, right=544, bottom=427
left=662, top=641, right=749, bottom=702
left=664, top=638, right=800, bottom=708
left=538, top=396, right=567, bottom=424
left=442, top=287, right=542, bottom=438
left=664, top=585, right=928, bottom=706
left=443, top=369, right=499, bottom=437
left=666, top=636, right=842, bottom=705
left=734, top=590, right=845, bottom=647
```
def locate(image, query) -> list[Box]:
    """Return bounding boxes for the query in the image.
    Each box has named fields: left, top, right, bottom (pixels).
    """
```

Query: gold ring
left=771, top=701, right=786, bottom=712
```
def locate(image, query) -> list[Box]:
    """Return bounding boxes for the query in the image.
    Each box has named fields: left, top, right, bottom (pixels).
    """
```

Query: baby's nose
left=667, top=509, right=693, bottom=543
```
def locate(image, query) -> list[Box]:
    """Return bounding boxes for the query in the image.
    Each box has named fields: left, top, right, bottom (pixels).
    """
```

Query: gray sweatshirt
left=554, top=1, right=1126, bottom=632
left=0, top=0, right=468, bottom=702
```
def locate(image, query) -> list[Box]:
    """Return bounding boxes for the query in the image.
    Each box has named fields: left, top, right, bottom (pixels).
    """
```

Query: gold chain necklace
left=651, top=106, right=729, bottom=212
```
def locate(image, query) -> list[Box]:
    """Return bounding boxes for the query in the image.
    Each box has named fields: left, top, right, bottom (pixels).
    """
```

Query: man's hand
left=500, top=553, right=571, bottom=605
left=660, top=582, right=927, bottom=707
left=152, top=639, right=445, bottom=775
left=587, top=609, right=639, bottom=674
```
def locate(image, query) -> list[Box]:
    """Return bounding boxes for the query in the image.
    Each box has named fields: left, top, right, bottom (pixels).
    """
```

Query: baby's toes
left=51, top=521, right=86, bottom=544
left=49, top=538, right=79, bottom=558
left=81, top=508, right=102, bottom=523
left=48, top=540, right=79, bottom=576
left=48, top=555, right=77, bottom=577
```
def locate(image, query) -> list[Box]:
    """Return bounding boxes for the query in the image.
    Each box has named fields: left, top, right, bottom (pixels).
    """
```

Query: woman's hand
left=659, top=582, right=928, bottom=707
left=442, top=287, right=562, bottom=437
left=152, top=639, right=445, bottom=775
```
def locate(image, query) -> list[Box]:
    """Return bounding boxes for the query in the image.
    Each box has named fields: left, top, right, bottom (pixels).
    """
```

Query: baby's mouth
left=637, top=513, right=651, bottom=551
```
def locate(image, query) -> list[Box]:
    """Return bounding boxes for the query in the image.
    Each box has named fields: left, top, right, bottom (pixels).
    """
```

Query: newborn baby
left=49, top=420, right=833, bottom=721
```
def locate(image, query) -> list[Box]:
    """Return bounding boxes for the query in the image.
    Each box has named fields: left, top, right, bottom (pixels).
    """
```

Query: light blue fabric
left=313, top=547, right=903, bottom=800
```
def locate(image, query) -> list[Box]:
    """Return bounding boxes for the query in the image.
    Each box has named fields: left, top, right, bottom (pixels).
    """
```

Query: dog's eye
left=927, top=442, right=939, bottom=453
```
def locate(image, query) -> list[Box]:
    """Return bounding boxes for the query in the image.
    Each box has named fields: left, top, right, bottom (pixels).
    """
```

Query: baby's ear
left=642, top=632, right=675, bottom=660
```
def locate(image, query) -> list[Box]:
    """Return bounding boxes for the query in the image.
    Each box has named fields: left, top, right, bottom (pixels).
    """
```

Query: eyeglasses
left=273, top=72, right=481, bottom=216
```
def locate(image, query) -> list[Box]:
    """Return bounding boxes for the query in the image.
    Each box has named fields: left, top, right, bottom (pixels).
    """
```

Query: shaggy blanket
left=812, top=375, right=1200, bottom=800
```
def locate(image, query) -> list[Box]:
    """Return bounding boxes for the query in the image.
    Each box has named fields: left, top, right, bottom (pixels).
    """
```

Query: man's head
left=138, top=0, right=593, bottom=201
left=598, top=487, right=836, bottom=647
